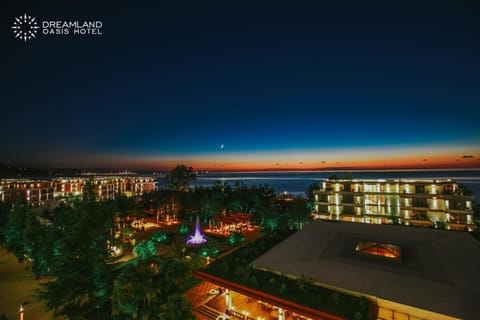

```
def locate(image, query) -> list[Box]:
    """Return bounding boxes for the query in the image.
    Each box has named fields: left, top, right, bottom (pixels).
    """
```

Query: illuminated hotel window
left=355, top=241, right=402, bottom=261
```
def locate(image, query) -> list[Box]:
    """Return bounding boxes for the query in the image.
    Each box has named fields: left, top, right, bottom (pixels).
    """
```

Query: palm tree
left=3, top=198, right=29, bottom=260
left=112, top=257, right=163, bottom=319
left=112, top=256, right=192, bottom=320
left=38, top=197, right=118, bottom=319
left=132, top=240, right=157, bottom=259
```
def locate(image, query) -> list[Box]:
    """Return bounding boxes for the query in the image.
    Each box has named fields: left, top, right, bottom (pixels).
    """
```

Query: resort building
left=123, top=176, right=156, bottom=197
left=313, top=178, right=475, bottom=230
left=0, top=176, right=156, bottom=205
left=53, top=177, right=84, bottom=198
left=54, top=176, right=156, bottom=200
left=190, top=221, right=480, bottom=320
left=253, top=221, right=480, bottom=320
left=0, top=179, right=54, bottom=207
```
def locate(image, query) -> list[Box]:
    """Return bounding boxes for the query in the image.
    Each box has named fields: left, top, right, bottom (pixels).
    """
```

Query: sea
left=189, top=170, right=480, bottom=200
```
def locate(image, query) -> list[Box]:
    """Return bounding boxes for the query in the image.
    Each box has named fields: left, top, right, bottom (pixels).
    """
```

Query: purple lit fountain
left=186, top=216, right=208, bottom=245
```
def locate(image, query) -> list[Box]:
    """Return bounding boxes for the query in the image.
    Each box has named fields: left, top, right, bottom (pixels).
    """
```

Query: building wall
left=0, top=179, right=54, bottom=206
left=376, top=298, right=459, bottom=320
left=0, top=176, right=156, bottom=206
left=54, top=178, right=84, bottom=197
left=313, top=179, right=474, bottom=230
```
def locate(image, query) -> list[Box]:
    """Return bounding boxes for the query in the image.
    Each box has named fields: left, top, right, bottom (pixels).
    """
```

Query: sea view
left=191, top=170, right=480, bottom=199
left=4, top=2, right=480, bottom=319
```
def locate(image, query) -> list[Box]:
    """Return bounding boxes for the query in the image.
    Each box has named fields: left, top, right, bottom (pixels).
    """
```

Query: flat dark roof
left=253, top=221, right=480, bottom=319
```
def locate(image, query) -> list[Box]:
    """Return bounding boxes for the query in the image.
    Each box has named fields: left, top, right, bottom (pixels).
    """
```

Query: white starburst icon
left=11, top=13, right=40, bottom=42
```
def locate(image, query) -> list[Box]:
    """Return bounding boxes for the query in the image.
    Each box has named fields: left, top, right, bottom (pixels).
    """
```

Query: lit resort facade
left=0, top=176, right=156, bottom=206
left=313, top=178, right=475, bottom=230
left=0, top=180, right=54, bottom=206
left=53, top=176, right=156, bottom=200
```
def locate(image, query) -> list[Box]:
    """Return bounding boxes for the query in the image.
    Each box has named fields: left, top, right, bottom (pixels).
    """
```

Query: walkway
left=0, top=248, right=57, bottom=320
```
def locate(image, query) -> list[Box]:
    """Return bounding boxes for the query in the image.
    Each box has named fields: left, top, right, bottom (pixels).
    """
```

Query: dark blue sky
left=2, top=1, right=479, bottom=169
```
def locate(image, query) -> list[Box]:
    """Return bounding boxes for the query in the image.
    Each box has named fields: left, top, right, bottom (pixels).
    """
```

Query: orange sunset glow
left=67, top=144, right=480, bottom=171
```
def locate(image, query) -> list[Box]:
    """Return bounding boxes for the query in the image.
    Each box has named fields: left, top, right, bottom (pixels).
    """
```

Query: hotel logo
left=11, top=13, right=40, bottom=42
left=11, top=13, right=103, bottom=42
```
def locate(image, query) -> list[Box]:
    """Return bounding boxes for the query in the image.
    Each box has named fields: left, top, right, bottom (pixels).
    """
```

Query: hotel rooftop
left=253, top=220, right=480, bottom=320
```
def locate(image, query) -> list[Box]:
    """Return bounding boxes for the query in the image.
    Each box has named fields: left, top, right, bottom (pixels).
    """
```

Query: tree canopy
left=165, top=164, right=196, bottom=191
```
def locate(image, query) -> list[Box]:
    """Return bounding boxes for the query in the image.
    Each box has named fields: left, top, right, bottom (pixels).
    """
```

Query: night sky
left=2, top=1, right=479, bottom=170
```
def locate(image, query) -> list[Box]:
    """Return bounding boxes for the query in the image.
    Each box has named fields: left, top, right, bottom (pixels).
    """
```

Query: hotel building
left=90, top=176, right=156, bottom=200
left=53, top=177, right=84, bottom=198
left=191, top=221, right=480, bottom=320
left=0, top=179, right=54, bottom=207
left=313, top=178, right=474, bottom=230
left=252, top=221, right=480, bottom=320
left=53, top=176, right=156, bottom=200
left=0, top=176, right=156, bottom=205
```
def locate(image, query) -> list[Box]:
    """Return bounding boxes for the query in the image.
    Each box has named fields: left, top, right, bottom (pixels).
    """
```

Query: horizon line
left=2, top=162, right=480, bottom=173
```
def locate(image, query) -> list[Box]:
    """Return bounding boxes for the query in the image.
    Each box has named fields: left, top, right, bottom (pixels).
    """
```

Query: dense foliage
left=0, top=166, right=315, bottom=319
left=112, top=257, right=194, bottom=320
left=1, top=180, right=195, bottom=320
left=143, top=180, right=311, bottom=232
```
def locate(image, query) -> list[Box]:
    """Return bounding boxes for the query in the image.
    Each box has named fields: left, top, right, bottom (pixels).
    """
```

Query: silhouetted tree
left=306, top=182, right=320, bottom=210
left=0, top=201, right=10, bottom=243
left=165, top=165, right=196, bottom=191
left=162, top=294, right=195, bottom=320
left=286, top=198, right=312, bottom=229
left=3, top=198, right=29, bottom=260
left=111, top=256, right=191, bottom=320
left=38, top=198, right=118, bottom=318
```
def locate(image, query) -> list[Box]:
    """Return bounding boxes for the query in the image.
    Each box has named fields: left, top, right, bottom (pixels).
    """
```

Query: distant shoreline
left=203, top=168, right=480, bottom=173
left=1, top=166, right=480, bottom=180
left=191, top=170, right=480, bottom=199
